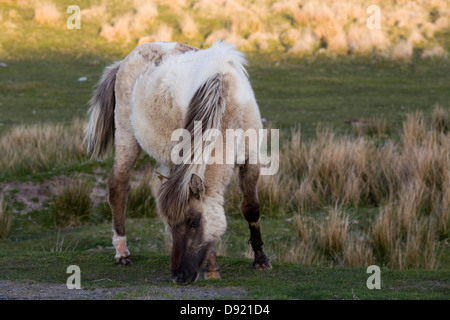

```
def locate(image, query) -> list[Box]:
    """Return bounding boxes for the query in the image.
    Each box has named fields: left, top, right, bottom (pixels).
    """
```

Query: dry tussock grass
left=127, top=169, right=157, bottom=218
left=48, top=179, right=93, bottom=228
left=62, top=0, right=449, bottom=60
left=249, top=106, right=448, bottom=269
left=292, top=206, right=373, bottom=267
left=33, top=2, right=61, bottom=25
left=0, top=196, right=12, bottom=240
left=0, top=119, right=87, bottom=177
left=296, top=107, right=444, bottom=269
left=6, top=0, right=450, bottom=60
left=3, top=0, right=447, bottom=60
left=100, top=0, right=159, bottom=43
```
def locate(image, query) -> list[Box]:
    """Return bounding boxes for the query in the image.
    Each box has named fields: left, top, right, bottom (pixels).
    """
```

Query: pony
left=84, top=40, right=272, bottom=285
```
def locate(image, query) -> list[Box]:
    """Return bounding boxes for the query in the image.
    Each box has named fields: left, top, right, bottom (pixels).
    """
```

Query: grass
left=0, top=217, right=448, bottom=299
left=96, top=166, right=158, bottom=220
left=223, top=108, right=450, bottom=271
left=48, top=178, right=93, bottom=228
left=0, top=56, right=111, bottom=135
left=126, top=169, right=157, bottom=219
left=1, top=54, right=449, bottom=139
left=0, top=0, right=449, bottom=300
left=0, top=196, right=12, bottom=240
left=0, top=120, right=88, bottom=178
left=5, top=0, right=450, bottom=60
left=249, top=56, right=450, bottom=135
left=1, top=110, right=448, bottom=272
left=1, top=56, right=449, bottom=296
left=1, top=1, right=450, bottom=137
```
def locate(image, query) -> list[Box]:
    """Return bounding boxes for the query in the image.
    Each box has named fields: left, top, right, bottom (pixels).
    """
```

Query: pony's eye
left=190, top=218, right=200, bottom=229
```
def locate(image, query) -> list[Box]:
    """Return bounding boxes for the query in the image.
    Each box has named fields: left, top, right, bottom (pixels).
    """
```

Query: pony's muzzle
left=171, top=268, right=199, bottom=285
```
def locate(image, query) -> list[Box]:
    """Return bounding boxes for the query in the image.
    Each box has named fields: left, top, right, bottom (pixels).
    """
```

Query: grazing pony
left=84, top=40, right=271, bottom=285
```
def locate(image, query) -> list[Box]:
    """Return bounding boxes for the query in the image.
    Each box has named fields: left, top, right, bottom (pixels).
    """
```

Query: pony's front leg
left=239, top=162, right=272, bottom=270
left=203, top=249, right=220, bottom=279
left=109, top=143, right=141, bottom=265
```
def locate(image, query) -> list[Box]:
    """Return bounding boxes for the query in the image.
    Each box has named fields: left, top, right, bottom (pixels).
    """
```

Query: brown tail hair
left=84, top=61, right=122, bottom=158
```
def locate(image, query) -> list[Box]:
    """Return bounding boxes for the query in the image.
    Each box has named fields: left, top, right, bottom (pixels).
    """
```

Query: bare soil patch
left=0, top=165, right=153, bottom=214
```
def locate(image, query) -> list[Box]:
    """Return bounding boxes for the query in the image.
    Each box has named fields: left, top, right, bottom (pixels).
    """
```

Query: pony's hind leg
left=239, top=162, right=272, bottom=270
left=109, top=141, right=141, bottom=265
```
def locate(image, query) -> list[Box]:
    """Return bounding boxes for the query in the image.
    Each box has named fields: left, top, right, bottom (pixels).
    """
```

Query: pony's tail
left=84, top=61, right=121, bottom=158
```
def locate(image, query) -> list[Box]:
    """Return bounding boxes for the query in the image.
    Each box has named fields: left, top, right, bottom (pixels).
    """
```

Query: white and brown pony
left=84, top=40, right=271, bottom=285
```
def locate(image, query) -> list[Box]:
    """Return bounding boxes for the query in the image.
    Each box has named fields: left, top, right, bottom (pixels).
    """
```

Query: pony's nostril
left=174, top=270, right=187, bottom=285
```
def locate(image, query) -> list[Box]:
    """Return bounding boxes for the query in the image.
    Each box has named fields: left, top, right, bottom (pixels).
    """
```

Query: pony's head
left=157, top=171, right=226, bottom=285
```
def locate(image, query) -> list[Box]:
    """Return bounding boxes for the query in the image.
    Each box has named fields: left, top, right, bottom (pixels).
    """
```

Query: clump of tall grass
left=97, top=169, right=158, bottom=219
left=47, top=231, right=79, bottom=252
left=371, top=183, right=440, bottom=270
left=33, top=2, right=61, bottom=25
left=287, top=127, right=375, bottom=210
left=351, top=119, right=391, bottom=137
left=291, top=206, right=373, bottom=267
left=0, top=196, right=13, bottom=240
left=258, top=173, right=293, bottom=217
left=421, top=46, right=449, bottom=60
left=0, top=119, right=88, bottom=178
left=100, top=14, right=134, bottom=42
left=49, top=179, right=93, bottom=228
left=100, top=0, right=159, bottom=42
left=431, top=105, right=450, bottom=133
left=127, top=170, right=157, bottom=218
left=250, top=106, right=449, bottom=269
left=179, top=13, right=198, bottom=39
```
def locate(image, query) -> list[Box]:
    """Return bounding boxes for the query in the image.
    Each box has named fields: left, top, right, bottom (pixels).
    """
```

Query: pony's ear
left=189, top=174, right=205, bottom=199
left=156, top=172, right=168, bottom=183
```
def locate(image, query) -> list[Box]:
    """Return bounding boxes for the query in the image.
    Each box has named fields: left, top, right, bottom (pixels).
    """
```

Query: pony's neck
left=204, top=163, right=234, bottom=200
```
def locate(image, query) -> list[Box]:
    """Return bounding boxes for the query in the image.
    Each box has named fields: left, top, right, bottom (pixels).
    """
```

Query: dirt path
left=0, top=280, right=246, bottom=300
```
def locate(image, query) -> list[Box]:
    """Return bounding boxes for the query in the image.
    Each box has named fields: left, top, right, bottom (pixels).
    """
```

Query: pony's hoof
left=253, top=258, right=272, bottom=270
left=204, top=270, right=221, bottom=280
left=115, top=256, right=133, bottom=265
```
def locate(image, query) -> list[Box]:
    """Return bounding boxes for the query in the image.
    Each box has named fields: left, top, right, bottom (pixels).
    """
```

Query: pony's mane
left=157, top=74, right=225, bottom=225
left=157, top=41, right=247, bottom=225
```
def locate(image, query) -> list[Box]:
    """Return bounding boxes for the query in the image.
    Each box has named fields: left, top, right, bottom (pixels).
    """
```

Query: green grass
left=0, top=216, right=448, bottom=299
left=0, top=55, right=108, bottom=134
left=48, top=179, right=93, bottom=228
left=1, top=54, right=449, bottom=139
left=1, top=0, right=449, bottom=300
left=249, top=56, right=450, bottom=138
